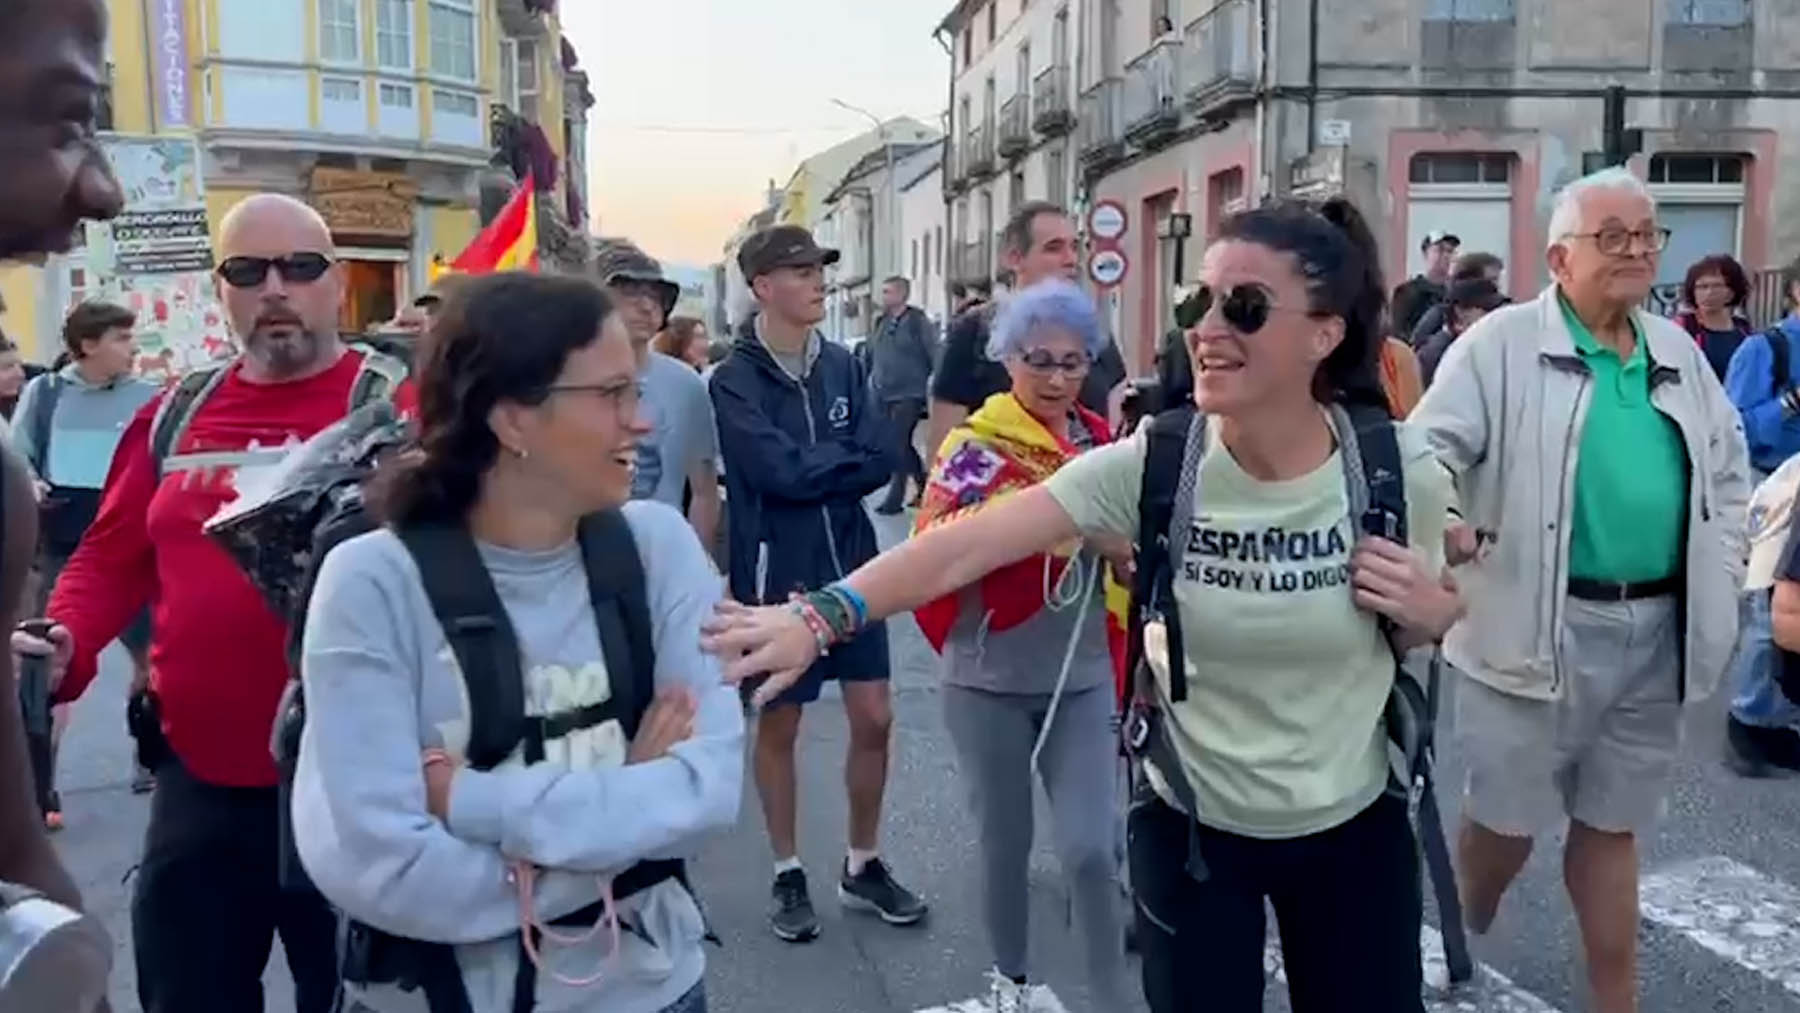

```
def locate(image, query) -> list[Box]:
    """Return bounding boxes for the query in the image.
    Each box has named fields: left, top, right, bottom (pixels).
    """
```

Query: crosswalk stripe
left=1642, top=855, right=1800, bottom=998
left=912, top=986, right=1068, bottom=1013
left=1267, top=925, right=1565, bottom=1012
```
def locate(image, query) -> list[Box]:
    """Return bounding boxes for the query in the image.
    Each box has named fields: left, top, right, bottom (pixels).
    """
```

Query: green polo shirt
left=1562, top=293, right=1688, bottom=583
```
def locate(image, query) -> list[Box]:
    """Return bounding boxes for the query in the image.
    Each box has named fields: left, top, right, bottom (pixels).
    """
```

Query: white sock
left=847, top=848, right=878, bottom=875
left=773, top=856, right=802, bottom=876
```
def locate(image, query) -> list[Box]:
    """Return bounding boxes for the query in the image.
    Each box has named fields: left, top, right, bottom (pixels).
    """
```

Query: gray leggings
left=942, top=683, right=1130, bottom=1007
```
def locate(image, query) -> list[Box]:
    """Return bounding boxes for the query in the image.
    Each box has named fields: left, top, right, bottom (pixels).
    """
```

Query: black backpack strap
left=1769, top=326, right=1791, bottom=398
left=148, top=365, right=229, bottom=479
left=575, top=509, right=655, bottom=737
left=1127, top=406, right=1199, bottom=704
left=396, top=523, right=526, bottom=772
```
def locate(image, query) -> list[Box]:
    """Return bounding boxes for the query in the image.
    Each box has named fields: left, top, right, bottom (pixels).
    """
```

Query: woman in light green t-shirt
left=703, top=197, right=1464, bottom=1013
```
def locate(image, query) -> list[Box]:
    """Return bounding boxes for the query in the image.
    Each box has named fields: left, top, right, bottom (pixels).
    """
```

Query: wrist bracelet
left=788, top=600, right=834, bottom=655
left=826, top=583, right=870, bottom=629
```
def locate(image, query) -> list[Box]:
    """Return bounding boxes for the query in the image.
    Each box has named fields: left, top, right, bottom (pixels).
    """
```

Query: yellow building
left=1, top=0, right=593, bottom=359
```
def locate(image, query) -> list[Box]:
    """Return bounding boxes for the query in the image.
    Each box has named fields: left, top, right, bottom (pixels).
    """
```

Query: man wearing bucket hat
left=596, top=239, right=722, bottom=552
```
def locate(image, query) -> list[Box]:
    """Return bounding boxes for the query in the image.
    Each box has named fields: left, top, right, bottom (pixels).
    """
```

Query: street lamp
left=831, top=98, right=899, bottom=285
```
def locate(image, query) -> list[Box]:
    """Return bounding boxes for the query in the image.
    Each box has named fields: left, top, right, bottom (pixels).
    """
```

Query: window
left=379, top=82, right=414, bottom=109
left=962, top=27, right=973, bottom=69
left=515, top=39, right=540, bottom=120
left=937, top=225, right=945, bottom=273
left=1669, top=0, right=1749, bottom=25
left=1009, top=169, right=1025, bottom=208
left=1054, top=7, right=1069, bottom=67
left=1408, top=152, right=1512, bottom=184
left=987, top=1, right=998, bottom=43
left=435, top=89, right=478, bottom=117
left=322, top=77, right=361, bottom=102
left=1648, top=153, right=1745, bottom=184
left=1426, top=0, right=1514, bottom=19
left=1018, top=44, right=1031, bottom=97
left=429, top=0, right=477, bottom=81
left=376, top=0, right=413, bottom=70
left=1046, top=144, right=1066, bottom=207
left=319, top=0, right=361, bottom=64
left=912, top=239, right=920, bottom=281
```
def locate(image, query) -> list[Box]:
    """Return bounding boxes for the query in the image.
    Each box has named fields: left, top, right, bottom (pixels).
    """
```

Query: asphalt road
left=47, top=505, right=1800, bottom=1013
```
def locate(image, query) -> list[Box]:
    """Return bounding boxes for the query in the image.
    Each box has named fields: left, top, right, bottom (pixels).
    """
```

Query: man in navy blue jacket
left=710, top=224, right=928, bottom=944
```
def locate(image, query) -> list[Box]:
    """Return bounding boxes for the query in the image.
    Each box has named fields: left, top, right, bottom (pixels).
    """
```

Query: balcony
left=964, top=119, right=997, bottom=179
left=1077, top=79, right=1125, bottom=171
left=998, top=95, right=1031, bottom=160
left=954, top=236, right=994, bottom=286
left=1123, top=39, right=1182, bottom=145
left=1032, top=64, right=1075, bottom=136
left=1182, top=0, right=1255, bottom=117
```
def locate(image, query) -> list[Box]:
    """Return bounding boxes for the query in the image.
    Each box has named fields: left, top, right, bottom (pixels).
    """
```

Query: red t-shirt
left=49, top=350, right=415, bottom=787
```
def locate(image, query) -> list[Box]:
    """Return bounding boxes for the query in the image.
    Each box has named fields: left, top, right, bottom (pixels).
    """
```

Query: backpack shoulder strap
left=576, top=509, right=655, bottom=739
left=1769, top=326, right=1791, bottom=398
left=148, top=365, right=229, bottom=478
left=1332, top=401, right=1408, bottom=546
left=347, top=346, right=408, bottom=409
left=395, top=522, right=525, bottom=772
left=25, top=373, right=63, bottom=478
left=1127, top=405, right=1202, bottom=703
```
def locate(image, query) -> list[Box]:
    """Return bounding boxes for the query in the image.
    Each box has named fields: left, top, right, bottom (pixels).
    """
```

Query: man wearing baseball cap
left=596, top=239, right=722, bottom=553
left=1391, top=229, right=1461, bottom=339
left=710, top=224, right=927, bottom=944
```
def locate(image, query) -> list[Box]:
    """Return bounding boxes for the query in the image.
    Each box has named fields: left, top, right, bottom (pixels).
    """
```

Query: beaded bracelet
left=787, top=599, right=835, bottom=655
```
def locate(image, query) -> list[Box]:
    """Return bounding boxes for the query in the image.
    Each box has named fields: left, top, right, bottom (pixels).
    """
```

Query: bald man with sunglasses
left=12, top=193, right=414, bottom=1013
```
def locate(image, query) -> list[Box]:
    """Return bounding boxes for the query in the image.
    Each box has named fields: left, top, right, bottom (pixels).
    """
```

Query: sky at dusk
left=560, top=2, right=950, bottom=268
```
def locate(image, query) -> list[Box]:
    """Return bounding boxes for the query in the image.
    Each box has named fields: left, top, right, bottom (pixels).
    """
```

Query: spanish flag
left=448, top=174, right=538, bottom=274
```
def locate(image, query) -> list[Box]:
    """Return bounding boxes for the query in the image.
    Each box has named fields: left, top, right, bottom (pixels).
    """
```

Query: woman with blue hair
left=902, top=277, right=1133, bottom=1011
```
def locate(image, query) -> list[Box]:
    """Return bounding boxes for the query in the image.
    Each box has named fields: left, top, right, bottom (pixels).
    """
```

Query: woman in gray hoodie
left=293, top=273, right=743, bottom=1013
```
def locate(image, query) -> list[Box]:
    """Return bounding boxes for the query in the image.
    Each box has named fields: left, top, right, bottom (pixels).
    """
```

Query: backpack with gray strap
left=1123, top=401, right=1472, bottom=985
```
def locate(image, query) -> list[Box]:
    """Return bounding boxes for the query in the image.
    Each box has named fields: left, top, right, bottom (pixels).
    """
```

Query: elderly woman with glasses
left=908, top=278, right=1133, bottom=1012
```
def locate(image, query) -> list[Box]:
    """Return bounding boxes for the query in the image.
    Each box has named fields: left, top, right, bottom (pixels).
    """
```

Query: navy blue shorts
left=753, top=621, right=891, bottom=709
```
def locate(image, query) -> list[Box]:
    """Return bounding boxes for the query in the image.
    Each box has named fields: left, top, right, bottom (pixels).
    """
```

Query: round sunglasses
left=216, top=253, right=335, bottom=289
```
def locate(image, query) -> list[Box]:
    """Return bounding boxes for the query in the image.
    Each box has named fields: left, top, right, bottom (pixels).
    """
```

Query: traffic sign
left=1088, top=247, right=1128, bottom=288
left=1088, top=200, right=1128, bottom=243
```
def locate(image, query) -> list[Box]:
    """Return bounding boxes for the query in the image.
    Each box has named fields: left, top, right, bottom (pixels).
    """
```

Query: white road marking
left=1642, top=855, right=1800, bottom=997
left=1266, top=924, right=1564, bottom=1012
left=913, top=986, right=1069, bottom=1013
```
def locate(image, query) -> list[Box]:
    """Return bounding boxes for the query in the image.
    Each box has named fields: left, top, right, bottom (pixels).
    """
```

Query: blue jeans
left=1729, top=590, right=1800, bottom=728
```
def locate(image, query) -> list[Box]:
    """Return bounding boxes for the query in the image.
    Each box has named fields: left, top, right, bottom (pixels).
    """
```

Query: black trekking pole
left=16, top=621, right=56, bottom=820
left=1417, top=648, right=1474, bottom=985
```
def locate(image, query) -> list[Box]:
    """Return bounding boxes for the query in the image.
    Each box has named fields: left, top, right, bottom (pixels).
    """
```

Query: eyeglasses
left=1562, top=226, right=1672, bottom=256
left=1174, top=283, right=1307, bottom=334
left=216, top=253, right=334, bottom=289
left=1015, top=349, right=1091, bottom=377
left=544, top=379, right=644, bottom=418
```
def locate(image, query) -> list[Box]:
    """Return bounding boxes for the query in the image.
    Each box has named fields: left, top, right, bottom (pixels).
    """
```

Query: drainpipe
left=1306, top=0, right=1318, bottom=154
left=934, top=25, right=955, bottom=320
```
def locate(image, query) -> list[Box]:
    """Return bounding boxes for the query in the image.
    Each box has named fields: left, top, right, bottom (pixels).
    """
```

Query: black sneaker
left=770, top=869, right=821, bottom=942
left=838, top=857, right=927, bottom=926
left=1725, top=715, right=1800, bottom=778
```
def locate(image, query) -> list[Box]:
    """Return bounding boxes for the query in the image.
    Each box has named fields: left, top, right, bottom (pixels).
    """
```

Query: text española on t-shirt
left=1180, top=517, right=1352, bottom=594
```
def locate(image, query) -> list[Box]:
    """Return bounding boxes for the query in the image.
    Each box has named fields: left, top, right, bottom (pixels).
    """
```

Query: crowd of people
left=6, top=4, right=1800, bottom=1013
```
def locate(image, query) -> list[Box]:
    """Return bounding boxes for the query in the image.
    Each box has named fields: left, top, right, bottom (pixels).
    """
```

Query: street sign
left=1088, top=200, right=1128, bottom=242
left=1088, top=248, right=1128, bottom=288
left=1318, top=119, right=1351, bottom=146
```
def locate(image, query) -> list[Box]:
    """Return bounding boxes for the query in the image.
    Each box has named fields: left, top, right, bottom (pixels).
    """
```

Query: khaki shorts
left=1458, top=594, right=1683, bottom=838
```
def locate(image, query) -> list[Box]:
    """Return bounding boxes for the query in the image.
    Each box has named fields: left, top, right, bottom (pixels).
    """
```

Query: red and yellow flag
left=912, top=393, right=1132, bottom=697
left=447, top=174, right=538, bottom=275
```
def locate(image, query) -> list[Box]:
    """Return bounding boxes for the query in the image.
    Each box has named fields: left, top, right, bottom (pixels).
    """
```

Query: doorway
left=340, top=259, right=400, bottom=334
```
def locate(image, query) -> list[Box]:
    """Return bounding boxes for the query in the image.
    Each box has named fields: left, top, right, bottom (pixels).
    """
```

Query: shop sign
left=311, top=168, right=417, bottom=239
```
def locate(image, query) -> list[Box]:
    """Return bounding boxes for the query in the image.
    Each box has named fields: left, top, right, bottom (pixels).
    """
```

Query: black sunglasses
left=1177, top=283, right=1287, bottom=334
left=217, top=253, right=335, bottom=289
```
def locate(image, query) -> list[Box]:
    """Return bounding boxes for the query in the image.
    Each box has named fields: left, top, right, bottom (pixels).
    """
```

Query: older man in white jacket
left=1412, top=166, right=1749, bottom=1013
